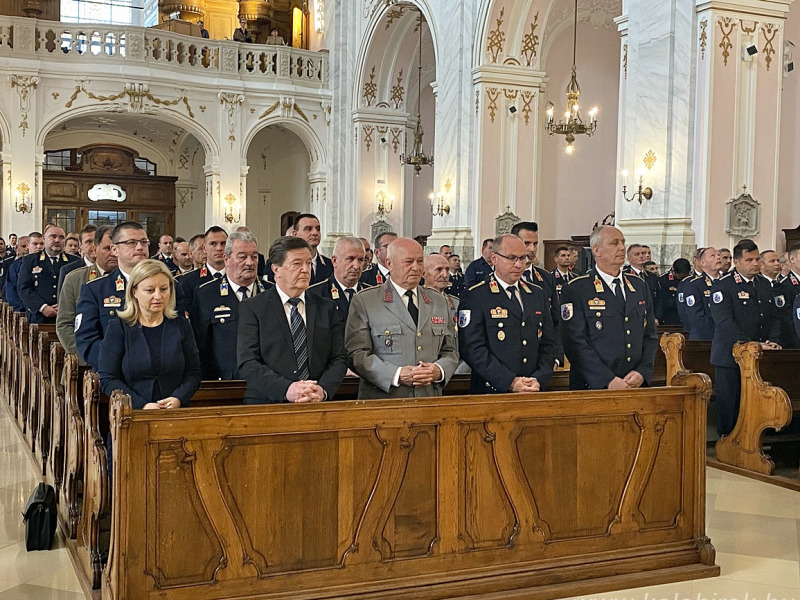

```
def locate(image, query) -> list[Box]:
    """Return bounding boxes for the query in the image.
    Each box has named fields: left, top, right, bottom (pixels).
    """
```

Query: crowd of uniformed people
left=1, top=217, right=799, bottom=437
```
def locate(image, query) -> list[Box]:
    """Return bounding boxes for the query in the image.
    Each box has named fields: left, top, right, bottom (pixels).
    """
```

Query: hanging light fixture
left=400, top=11, right=433, bottom=175
left=544, top=0, right=598, bottom=154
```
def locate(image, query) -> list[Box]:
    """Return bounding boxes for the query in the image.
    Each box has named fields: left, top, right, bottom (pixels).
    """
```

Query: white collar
left=595, top=266, right=624, bottom=289
left=206, top=263, right=224, bottom=276
left=334, top=276, right=358, bottom=292
left=391, top=279, right=416, bottom=299
left=276, top=284, right=306, bottom=305
left=227, top=278, right=255, bottom=296
left=494, top=275, right=521, bottom=292
left=377, top=263, right=390, bottom=276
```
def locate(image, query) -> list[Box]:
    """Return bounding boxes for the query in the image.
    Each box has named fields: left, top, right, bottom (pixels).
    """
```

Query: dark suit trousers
left=715, top=365, right=740, bottom=437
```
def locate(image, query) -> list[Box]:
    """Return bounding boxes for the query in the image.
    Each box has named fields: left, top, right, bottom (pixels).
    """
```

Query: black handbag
left=22, top=483, right=57, bottom=551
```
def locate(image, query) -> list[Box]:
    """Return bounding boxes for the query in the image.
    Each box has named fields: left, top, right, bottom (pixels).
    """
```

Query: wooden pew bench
left=715, top=342, right=800, bottom=476
left=659, top=333, right=713, bottom=389
left=100, top=378, right=718, bottom=600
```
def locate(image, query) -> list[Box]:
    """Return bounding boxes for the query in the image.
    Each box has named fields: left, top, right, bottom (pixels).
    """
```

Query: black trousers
left=715, top=365, right=741, bottom=437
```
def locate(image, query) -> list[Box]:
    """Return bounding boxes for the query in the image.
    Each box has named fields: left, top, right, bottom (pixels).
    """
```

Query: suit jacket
left=57, top=258, right=90, bottom=300
left=345, top=282, right=459, bottom=399
left=190, top=276, right=270, bottom=380
left=458, top=276, right=556, bottom=393
left=307, top=276, right=367, bottom=324
left=56, top=264, right=106, bottom=359
left=560, top=269, right=658, bottom=390
left=98, top=316, right=200, bottom=409
left=3, top=259, right=25, bottom=312
left=710, top=270, right=781, bottom=368
left=18, top=251, right=79, bottom=323
left=237, top=287, right=347, bottom=403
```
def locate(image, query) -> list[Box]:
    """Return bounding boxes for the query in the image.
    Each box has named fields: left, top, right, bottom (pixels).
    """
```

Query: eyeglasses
left=494, top=252, right=527, bottom=265
left=115, top=239, right=150, bottom=248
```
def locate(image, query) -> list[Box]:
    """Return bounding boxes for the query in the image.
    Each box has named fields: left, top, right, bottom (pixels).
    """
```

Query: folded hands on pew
left=762, top=341, right=782, bottom=350
left=143, top=396, right=181, bottom=410
left=510, top=376, right=540, bottom=393
left=399, top=362, right=442, bottom=387
left=286, top=380, right=325, bottom=403
left=609, top=371, right=645, bottom=390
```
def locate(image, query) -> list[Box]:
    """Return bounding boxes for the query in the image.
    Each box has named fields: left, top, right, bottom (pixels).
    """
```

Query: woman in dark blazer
left=98, top=259, right=200, bottom=409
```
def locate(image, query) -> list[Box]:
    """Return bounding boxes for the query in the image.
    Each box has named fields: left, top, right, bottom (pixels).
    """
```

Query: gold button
left=627, top=357, right=631, bottom=362
left=417, top=346, right=422, bottom=351
left=521, top=322, right=526, bottom=327
left=522, top=340, right=527, bottom=346
left=596, top=312, right=601, bottom=317
left=220, top=318, right=225, bottom=323
left=624, top=317, right=629, bottom=322
left=109, top=310, right=115, bottom=316
left=626, top=330, right=631, bottom=335
left=385, top=330, right=390, bottom=335
left=417, top=332, right=422, bottom=338
left=523, top=358, right=528, bottom=363
left=498, top=322, right=504, bottom=328
left=627, top=344, right=631, bottom=349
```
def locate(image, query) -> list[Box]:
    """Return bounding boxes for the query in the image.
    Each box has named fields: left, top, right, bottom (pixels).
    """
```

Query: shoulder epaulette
left=719, top=272, right=733, bottom=280
left=567, top=274, right=590, bottom=285
left=307, top=279, right=328, bottom=290
left=354, top=285, right=377, bottom=296
left=468, top=280, right=487, bottom=291
left=85, top=273, right=108, bottom=286
left=196, top=278, right=218, bottom=291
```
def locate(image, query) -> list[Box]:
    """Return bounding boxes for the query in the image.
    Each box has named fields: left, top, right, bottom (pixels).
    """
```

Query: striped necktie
left=288, top=298, right=310, bottom=380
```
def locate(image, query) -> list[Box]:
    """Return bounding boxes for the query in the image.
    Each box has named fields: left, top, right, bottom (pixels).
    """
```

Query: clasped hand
left=286, top=380, right=325, bottom=403
left=143, top=396, right=181, bottom=410
left=510, top=377, right=540, bottom=393
left=608, top=371, right=644, bottom=390
left=399, top=362, right=440, bottom=387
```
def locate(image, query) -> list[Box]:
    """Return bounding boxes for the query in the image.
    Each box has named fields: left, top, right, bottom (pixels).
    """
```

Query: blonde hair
left=117, top=259, right=178, bottom=325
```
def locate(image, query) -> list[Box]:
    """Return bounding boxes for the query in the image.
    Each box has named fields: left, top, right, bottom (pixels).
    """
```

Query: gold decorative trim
left=762, top=23, right=777, bottom=71
left=475, top=89, right=480, bottom=115
left=521, top=13, right=540, bottom=67
left=362, top=124, right=374, bottom=152
left=699, top=19, right=707, bottom=60
left=740, top=20, right=757, bottom=34
left=9, top=75, right=39, bottom=137
left=219, top=92, right=243, bottom=149
left=718, top=17, right=735, bottom=67
left=385, top=6, right=409, bottom=29
left=520, top=91, right=535, bottom=126
left=390, top=127, right=402, bottom=154
left=390, top=70, right=404, bottom=109
left=294, top=104, right=310, bottom=123
left=503, top=89, right=518, bottom=101
left=623, top=44, right=628, bottom=79
left=486, top=7, right=506, bottom=64
left=363, top=65, right=377, bottom=106
left=486, top=88, right=500, bottom=123
left=643, top=150, right=657, bottom=170
left=259, top=101, right=280, bottom=119
left=64, top=82, right=194, bottom=118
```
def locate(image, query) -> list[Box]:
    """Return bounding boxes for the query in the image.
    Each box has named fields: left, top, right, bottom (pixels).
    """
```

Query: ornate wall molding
left=486, top=7, right=506, bottom=64
left=520, top=14, right=540, bottom=67
left=761, top=23, right=778, bottom=71
left=64, top=81, right=195, bottom=118
left=717, top=17, right=735, bottom=67
left=390, top=70, right=405, bottom=109
left=699, top=19, right=707, bottom=60
left=219, top=92, right=244, bottom=149
left=363, top=65, right=378, bottom=106
left=9, top=74, right=39, bottom=136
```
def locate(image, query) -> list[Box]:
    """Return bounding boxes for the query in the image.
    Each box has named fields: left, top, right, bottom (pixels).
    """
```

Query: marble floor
left=2, top=401, right=800, bottom=600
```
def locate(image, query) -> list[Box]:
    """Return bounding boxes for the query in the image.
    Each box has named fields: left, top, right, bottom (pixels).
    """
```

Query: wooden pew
left=31, top=324, right=57, bottom=473
left=62, top=354, right=88, bottom=540
left=715, top=342, right=800, bottom=476
left=47, top=342, right=66, bottom=501
left=102, top=378, right=718, bottom=600
left=16, top=316, right=30, bottom=433
left=660, top=333, right=713, bottom=387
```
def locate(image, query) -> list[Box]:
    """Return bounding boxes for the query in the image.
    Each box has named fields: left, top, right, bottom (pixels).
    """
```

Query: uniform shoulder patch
left=458, top=310, right=471, bottom=328
left=685, top=295, right=695, bottom=307
left=719, top=272, right=733, bottom=280
left=468, top=280, right=487, bottom=291
left=561, top=303, right=574, bottom=321
left=197, top=278, right=217, bottom=290
left=713, top=291, right=723, bottom=303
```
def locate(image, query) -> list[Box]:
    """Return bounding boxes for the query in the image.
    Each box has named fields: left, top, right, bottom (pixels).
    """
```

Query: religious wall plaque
left=725, top=190, right=760, bottom=238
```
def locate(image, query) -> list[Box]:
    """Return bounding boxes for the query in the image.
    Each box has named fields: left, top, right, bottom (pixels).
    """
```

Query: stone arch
left=241, top=116, right=326, bottom=169
left=0, top=106, right=11, bottom=150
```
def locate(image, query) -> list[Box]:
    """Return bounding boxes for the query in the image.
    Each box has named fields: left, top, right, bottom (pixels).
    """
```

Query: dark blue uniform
left=560, top=269, right=658, bottom=390
left=464, top=256, right=492, bottom=288
left=763, top=275, right=799, bottom=349
left=623, top=265, right=660, bottom=303
left=458, top=276, right=556, bottom=393
left=794, top=294, right=800, bottom=341
left=176, top=264, right=220, bottom=309
left=57, top=258, right=89, bottom=300
left=676, top=273, right=699, bottom=330
left=0, top=254, right=14, bottom=292
left=682, top=273, right=716, bottom=340
left=655, top=271, right=684, bottom=325
left=551, top=268, right=577, bottom=298
left=709, top=270, right=781, bottom=436
left=3, top=259, right=25, bottom=311
left=151, top=252, right=178, bottom=273
left=190, top=276, right=269, bottom=380
left=359, top=264, right=389, bottom=287
left=307, top=276, right=368, bottom=324
left=17, top=251, right=79, bottom=323
left=524, top=266, right=564, bottom=364
left=448, top=272, right=465, bottom=298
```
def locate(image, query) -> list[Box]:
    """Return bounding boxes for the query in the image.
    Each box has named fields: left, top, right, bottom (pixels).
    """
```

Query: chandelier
left=400, top=11, right=433, bottom=175
left=545, top=0, right=597, bottom=154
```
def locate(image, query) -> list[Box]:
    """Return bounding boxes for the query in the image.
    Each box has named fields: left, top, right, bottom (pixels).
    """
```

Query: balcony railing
left=0, top=16, right=328, bottom=85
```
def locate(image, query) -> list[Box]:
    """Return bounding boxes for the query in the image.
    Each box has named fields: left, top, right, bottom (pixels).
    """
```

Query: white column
left=4, top=74, right=40, bottom=236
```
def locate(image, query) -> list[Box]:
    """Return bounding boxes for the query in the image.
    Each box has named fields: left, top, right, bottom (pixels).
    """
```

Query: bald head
left=386, top=237, right=424, bottom=290
left=424, top=253, right=450, bottom=293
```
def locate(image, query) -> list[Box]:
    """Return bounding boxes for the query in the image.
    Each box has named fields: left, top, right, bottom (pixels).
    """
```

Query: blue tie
left=288, top=298, right=310, bottom=380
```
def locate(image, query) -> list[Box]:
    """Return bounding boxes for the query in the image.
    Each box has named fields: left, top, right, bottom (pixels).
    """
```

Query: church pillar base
left=320, top=233, right=350, bottom=258
left=425, top=226, right=475, bottom=265
left=617, top=218, right=696, bottom=270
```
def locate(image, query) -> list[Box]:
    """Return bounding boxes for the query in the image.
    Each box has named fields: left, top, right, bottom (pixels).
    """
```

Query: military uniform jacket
left=623, top=265, right=660, bottom=303
left=458, top=276, right=556, bottom=394
left=762, top=275, right=799, bottom=349
left=683, top=273, right=716, bottom=340
left=523, top=266, right=564, bottom=363
left=307, top=276, right=367, bottom=324
left=3, top=259, right=25, bottom=312
left=177, top=264, right=219, bottom=310
left=551, top=268, right=577, bottom=298
left=359, top=263, right=389, bottom=287
left=75, top=267, right=130, bottom=369
left=345, top=282, right=459, bottom=399
left=17, top=251, right=79, bottom=323
left=0, top=254, right=13, bottom=292
left=654, top=272, right=682, bottom=325
left=448, top=272, right=465, bottom=298
left=190, top=275, right=269, bottom=380
left=560, top=269, right=659, bottom=390
left=56, top=264, right=105, bottom=359
left=152, top=253, right=178, bottom=273
left=709, top=270, right=781, bottom=368
left=464, top=257, right=492, bottom=288
left=794, top=294, right=800, bottom=341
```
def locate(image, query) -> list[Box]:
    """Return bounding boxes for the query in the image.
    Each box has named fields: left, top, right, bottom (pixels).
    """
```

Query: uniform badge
left=74, top=314, right=82, bottom=332
left=706, top=278, right=713, bottom=287
left=625, top=277, right=636, bottom=292
left=738, top=291, right=749, bottom=300
left=534, top=270, right=543, bottom=282
left=490, top=307, right=508, bottom=319
left=497, top=330, right=506, bottom=341
left=669, top=286, right=677, bottom=292
left=797, top=307, right=800, bottom=320
left=556, top=284, right=563, bottom=293
left=678, top=292, right=684, bottom=303
left=88, top=269, right=99, bottom=281
left=376, top=273, right=384, bottom=284
left=734, top=272, right=742, bottom=284
left=520, top=281, right=531, bottom=293
left=431, top=316, right=446, bottom=324
left=257, top=280, right=265, bottom=293
left=331, top=285, right=339, bottom=300
left=775, top=295, right=786, bottom=308
left=538, top=329, right=542, bottom=339
left=220, top=280, right=229, bottom=296
left=561, top=303, right=574, bottom=321
left=115, top=275, right=125, bottom=291
left=103, top=296, right=122, bottom=307
left=200, top=266, right=208, bottom=278
left=458, top=310, right=471, bottom=328
left=489, top=279, right=500, bottom=294
left=713, top=291, right=723, bottom=304
left=385, top=337, right=392, bottom=347
left=588, top=298, right=606, bottom=310
left=213, top=306, right=229, bottom=312
left=595, top=321, right=602, bottom=331
left=594, top=277, right=604, bottom=293
left=685, top=295, right=695, bottom=307
left=32, top=266, right=42, bottom=274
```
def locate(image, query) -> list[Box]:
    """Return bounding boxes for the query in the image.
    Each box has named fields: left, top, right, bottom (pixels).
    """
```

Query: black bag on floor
left=22, top=483, right=57, bottom=551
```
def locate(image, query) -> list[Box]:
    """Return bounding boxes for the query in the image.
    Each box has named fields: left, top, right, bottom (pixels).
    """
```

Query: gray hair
left=224, top=231, right=258, bottom=256
left=333, top=236, right=364, bottom=256
left=589, top=225, right=613, bottom=249
left=492, top=233, right=519, bottom=255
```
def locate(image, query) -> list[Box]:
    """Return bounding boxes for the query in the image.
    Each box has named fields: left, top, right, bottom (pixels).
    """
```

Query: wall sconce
left=375, top=190, right=393, bottom=220
left=430, top=192, right=450, bottom=217
left=224, top=193, right=241, bottom=223
left=621, top=169, right=653, bottom=204
left=15, top=182, right=32, bottom=214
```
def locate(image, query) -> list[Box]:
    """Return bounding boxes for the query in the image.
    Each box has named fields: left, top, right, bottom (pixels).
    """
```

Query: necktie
left=524, top=269, right=533, bottom=283
left=239, top=287, right=249, bottom=301
left=405, top=290, right=418, bottom=326
left=288, top=298, right=310, bottom=380
left=507, top=285, right=520, bottom=309
left=213, top=272, right=222, bottom=280
left=344, top=289, right=354, bottom=303
left=612, top=278, right=625, bottom=304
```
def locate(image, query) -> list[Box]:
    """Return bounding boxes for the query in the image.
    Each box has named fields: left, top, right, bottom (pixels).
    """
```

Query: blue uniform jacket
left=654, top=271, right=683, bottom=325
left=18, top=251, right=79, bottom=323
left=794, top=294, right=800, bottom=341
left=709, top=270, right=781, bottom=368
left=560, top=269, right=658, bottom=390
left=307, top=276, right=367, bottom=324
left=3, top=259, right=25, bottom=312
left=675, top=273, right=699, bottom=330
left=98, top=316, right=200, bottom=409
left=683, top=273, right=716, bottom=340
left=448, top=272, right=465, bottom=298
left=458, top=276, right=556, bottom=393
left=177, top=264, right=219, bottom=309
left=464, top=256, right=492, bottom=288
left=763, top=276, right=799, bottom=349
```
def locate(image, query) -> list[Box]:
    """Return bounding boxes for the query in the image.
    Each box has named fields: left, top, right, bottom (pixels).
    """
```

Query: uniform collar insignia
left=734, top=272, right=742, bottom=284
left=669, top=273, right=674, bottom=280
left=625, top=276, right=636, bottom=292
left=376, top=272, right=384, bottom=284
left=383, top=282, right=393, bottom=303
left=200, top=265, right=208, bottom=278
left=219, top=278, right=229, bottom=296
left=520, top=281, right=531, bottom=293
left=594, top=276, right=604, bottom=293
left=420, top=289, right=432, bottom=305
left=330, top=284, right=340, bottom=300
left=256, top=280, right=265, bottom=293
left=39, top=252, right=45, bottom=260
left=115, top=275, right=125, bottom=291
left=489, top=278, right=500, bottom=293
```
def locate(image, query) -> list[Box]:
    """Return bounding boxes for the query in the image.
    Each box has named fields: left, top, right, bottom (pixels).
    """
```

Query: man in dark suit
left=551, top=245, right=578, bottom=297
left=57, top=224, right=97, bottom=299
left=4, top=233, right=38, bottom=311
left=360, top=231, right=396, bottom=286
left=151, top=234, right=177, bottom=272
left=308, top=236, right=368, bottom=324
left=464, top=238, right=493, bottom=288
left=655, top=258, right=692, bottom=326
left=264, top=214, right=333, bottom=286
left=176, top=226, right=228, bottom=307
left=191, top=231, right=269, bottom=380
left=710, top=239, right=781, bottom=436
left=447, top=254, right=465, bottom=298
left=560, top=225, right=658, bottom=390
left=237, top=236, right=347, bottom=403
left=623, top=243, right=660, bottom=303
left=18, top=225, right=80, bottom=324
left=459, top=234, right=556, bottom=394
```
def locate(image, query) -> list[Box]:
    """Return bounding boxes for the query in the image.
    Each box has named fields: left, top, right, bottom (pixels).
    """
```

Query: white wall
left=778, top=5, right=800, bottom=250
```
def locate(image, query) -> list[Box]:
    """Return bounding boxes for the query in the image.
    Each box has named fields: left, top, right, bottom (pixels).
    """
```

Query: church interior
left=1, top=0, right=800, bottom=598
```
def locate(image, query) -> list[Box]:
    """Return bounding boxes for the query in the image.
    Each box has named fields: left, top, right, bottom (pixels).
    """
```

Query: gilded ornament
left=520, top=14, right=540, bottom=67
left=486, top=7, right=506, bottom=63
left=363, top=65, right=378, bottom=106
left=643, top=150, right=657, bottom=170
left=762, top=23, right=778, bottom=71
left=699, top=19, right=707, bottom=60
left=718, top=17, right=735, bottom=67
